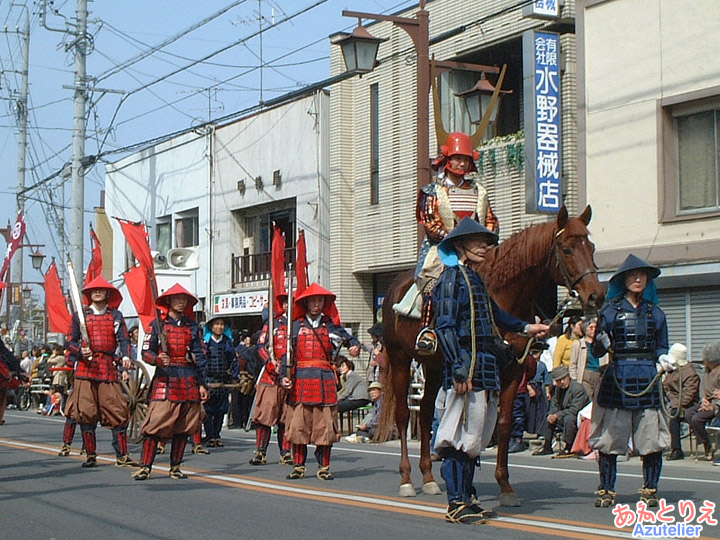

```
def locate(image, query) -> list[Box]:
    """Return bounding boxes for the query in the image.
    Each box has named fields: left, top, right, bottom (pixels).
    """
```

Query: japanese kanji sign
left=523, top=30, right=562, bottom=213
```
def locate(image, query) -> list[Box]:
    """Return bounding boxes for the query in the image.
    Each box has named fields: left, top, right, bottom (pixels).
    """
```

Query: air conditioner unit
left=151, top=250, right=168, bottom=269
left=166, top=247, right=200, bottom=270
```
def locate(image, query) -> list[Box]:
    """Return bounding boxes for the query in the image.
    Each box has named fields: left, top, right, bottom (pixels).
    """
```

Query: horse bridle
left=550, top=227, right=598, bottom=291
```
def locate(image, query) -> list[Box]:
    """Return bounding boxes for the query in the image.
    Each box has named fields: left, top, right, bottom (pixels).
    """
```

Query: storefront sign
left=523, top=30, right=561, bottom=213
left=522, top=0, right=560, bottom=20
left=213, top=290, right=268, bottom=315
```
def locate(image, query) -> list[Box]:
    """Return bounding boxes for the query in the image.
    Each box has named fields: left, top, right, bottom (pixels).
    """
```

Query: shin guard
left=598, top=453, right=617, bottom=492
left=113, top=427, right=129, bottom=458
left=140, top=437, right=158, bottom=468
left=80, top=425, right=97, bottom=456
left=63, top=417, right=77, bottom=445
left=171, top=435, right=188, bottom=467
left=256, top=424, right=272, bottom=452
left=314, top=445, right=332, bottom=468
left=642, top=452, right=663, bottom=490
left=292, top=443, right=307, bottom=466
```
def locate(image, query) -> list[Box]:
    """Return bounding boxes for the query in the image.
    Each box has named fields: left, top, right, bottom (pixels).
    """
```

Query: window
left=676, top=110, right=719, bottom=212
left=175, top=209, right=199, bottom=248
left=370, top=83, right=380, bottom=205
left=660, top=91, right=720, bottom=221
left=156, top=217, right=171, bottom=255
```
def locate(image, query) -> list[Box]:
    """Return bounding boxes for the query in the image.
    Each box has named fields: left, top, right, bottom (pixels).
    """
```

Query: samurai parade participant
left=67, top=277, right=137, bottom=468
left=202, top=316, right=238, bottom=448
left=590, top=255, right=672, bottom=508
left=250, top=294, right=292, bottom=466
left=0, top=338, right=27, bottom=425
left=394, top=131, right=499, bottom=353
left=432, top=218, right=548, bottom=524
left=283, top=283, right=361, bottom=480
left=133, top=284, right=208, bottom=481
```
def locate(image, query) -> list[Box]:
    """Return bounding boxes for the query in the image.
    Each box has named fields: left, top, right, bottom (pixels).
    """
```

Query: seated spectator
left=553, top=316, right=583, bottom=370
left=662, top=343, right=700, bottom=461
left=685, top=343, right=720, bottom=460
left=337, top=358, right=370, bottom=413
left=532, top=366, right=590, bottom=458
left=570, top=402, right=595, bottom=458
left=345, top=381, right=384, bottom=443
left=42, top=385, right=64, bottom=416
left=569, top=318, right=608, bottom=399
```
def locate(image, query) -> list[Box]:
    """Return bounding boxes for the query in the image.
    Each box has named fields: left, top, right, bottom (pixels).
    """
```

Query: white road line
left=0, top=437, right=638, bottom=539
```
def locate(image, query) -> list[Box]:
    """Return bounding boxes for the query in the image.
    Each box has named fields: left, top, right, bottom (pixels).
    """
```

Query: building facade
left=578, top=0, right=720, bottom=361
left=329, top=0, right=581, bottom=334
left=104, top=90, right=330, bottom=334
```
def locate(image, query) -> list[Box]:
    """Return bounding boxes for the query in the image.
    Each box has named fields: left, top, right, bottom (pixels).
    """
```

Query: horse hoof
left=422, top=481, right=441, bottom=495
left=399, top=483, right=417, bottom=497
left=499, top=492, right=522, bottom=507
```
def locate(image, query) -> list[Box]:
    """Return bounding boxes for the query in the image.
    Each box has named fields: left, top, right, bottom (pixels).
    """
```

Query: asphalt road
left=2, top=409, right=719, bottom=540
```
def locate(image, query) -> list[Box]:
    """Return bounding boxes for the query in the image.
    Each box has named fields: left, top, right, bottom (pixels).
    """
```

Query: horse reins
left=551, top=227, right=598, bottom=291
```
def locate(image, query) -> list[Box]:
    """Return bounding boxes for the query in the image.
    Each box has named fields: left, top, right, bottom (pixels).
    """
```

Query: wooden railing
left=231, top=247, right=296, bottom=285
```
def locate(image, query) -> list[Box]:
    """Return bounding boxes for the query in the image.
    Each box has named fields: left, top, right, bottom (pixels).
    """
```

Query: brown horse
left=379, top=205, right=605, bottom=506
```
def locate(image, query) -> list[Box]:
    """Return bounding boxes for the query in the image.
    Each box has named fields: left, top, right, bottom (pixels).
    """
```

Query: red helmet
left=82, top=276, right=123, bottom=309
left=432, top=132, right=479, bottom=175
left=156, top=283, right=198, bottom=318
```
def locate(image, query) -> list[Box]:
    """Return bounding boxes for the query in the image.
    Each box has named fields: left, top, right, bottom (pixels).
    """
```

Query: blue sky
left=0, top=0, right=414, bottom=281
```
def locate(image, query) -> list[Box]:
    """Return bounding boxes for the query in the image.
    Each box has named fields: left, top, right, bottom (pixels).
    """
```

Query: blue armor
left=205, top=336, right=237, bottom=402
left=595, top=297, right=668, bottom=410
left=432, top=265, right=526, bottom=391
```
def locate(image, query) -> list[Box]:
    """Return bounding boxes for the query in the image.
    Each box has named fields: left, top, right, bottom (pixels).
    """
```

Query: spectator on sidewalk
left=337, top=358, right=370, bottom=414
left=569, top=318, right=608, bottom=399
left=532, top=366, right=590, bottom=457
left=662, top=343, right=700, bottom=461
left=345, top=381, right=384, bottom=443
left=553, top=316, right=583, bottom=370
left=685, top=343, right=720, bottom=460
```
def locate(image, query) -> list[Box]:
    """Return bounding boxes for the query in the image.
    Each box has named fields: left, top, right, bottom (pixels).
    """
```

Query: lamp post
left=336, top=1, right=502, bottom=189
left=455, top=73, right=513, bottom=128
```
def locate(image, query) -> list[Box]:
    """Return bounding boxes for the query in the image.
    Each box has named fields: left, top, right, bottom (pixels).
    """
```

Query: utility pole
left=69, top=0, right=89, bottom=284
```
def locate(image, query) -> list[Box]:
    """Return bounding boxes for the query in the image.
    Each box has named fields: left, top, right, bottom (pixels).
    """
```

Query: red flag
left=271, top=225, right=287, bottom=315
left=123, top=265, right=156, bottom=332
left=295, top=229, right=308, bottom=297
left=84, top=227, right=103, bottom=287
left=44, top=261, right=72, bottom=334
left=116, top=219, right=154, bottom=270
left=0, top=213, right=27, bottom=303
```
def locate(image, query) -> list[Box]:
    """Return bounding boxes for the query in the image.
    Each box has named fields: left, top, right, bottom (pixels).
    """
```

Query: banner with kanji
left=0, top=213, right=27, bottom=301
left=295, top=229, right=308, bottom=297
left=271, top=225, right=287, bottom=314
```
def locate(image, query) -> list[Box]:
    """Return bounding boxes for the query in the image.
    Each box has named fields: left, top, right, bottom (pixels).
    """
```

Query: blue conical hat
left=438, top=217, right=498, bottom=266
left=609, top=254, right=660, bottom=286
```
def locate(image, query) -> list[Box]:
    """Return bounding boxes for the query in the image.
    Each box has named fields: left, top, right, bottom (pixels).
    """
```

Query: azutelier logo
left=612, top=499, right=717, bottom=538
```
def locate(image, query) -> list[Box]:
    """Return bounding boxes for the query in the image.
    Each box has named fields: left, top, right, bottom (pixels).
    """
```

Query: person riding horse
left=431, top=217, right=549, bottom=524
left=393, top=131, right=498, bottom=353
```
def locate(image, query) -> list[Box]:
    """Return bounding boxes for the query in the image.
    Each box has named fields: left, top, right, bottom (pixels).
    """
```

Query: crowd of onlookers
left=506, top=317, right=720, bottom=465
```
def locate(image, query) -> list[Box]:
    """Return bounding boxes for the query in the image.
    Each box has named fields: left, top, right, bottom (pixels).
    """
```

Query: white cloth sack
left=434, top=387, right=498, bottom=459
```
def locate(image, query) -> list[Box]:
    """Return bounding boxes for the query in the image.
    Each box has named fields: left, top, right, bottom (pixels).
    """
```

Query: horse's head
left=551, top=205, right=604, bottom=311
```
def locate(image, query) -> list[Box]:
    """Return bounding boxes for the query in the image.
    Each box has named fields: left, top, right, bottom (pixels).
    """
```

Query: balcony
left=231, top=247, right=297, bottom=285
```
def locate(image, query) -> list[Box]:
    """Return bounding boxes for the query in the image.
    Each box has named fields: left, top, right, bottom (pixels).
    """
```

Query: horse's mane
left=481, top=221, right=556, bottom=291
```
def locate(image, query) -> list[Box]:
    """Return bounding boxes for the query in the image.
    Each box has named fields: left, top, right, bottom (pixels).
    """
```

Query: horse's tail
left=374, top=359, right=397, bottom=443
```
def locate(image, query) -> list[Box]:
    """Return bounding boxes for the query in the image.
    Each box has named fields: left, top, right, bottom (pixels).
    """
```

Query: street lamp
left=456, top=72, right=513, bottom=126
left=30, top=249, right=45, bottom=271
left=22, top=285, right=32, bottom=302
left=335, top=23, right=386, bottom=74
left=336, top=2, right=505, bottom=189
